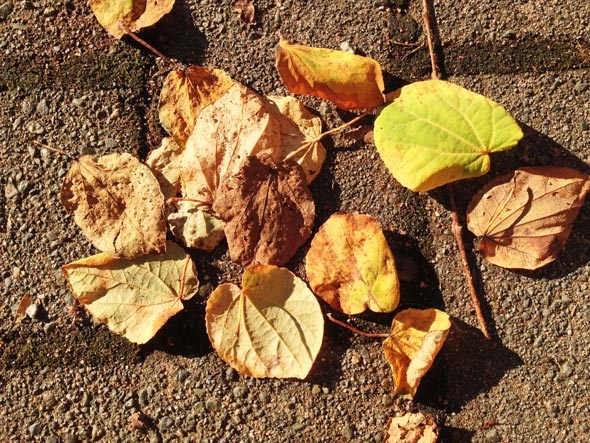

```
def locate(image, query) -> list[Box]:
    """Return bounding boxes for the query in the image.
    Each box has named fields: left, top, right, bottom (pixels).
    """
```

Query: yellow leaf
left=467, top=166, right=590, bottom=270
left=305, top=213, right=400, bottom=315
left=89, top=0, right=175, bottom=39
left=383, top=308, right=450, bottom=397
left=275, top=39, right=385, bottom=110
left=385, top=412, right=439, bottom=443
left=206, top=265, right=324, bottom=379
left=62, top=241, right=199, bottom=344
left=60, top=153, right=166, bottom=259
left=166, top=200, right=225, bottom=251
left=146, top=137, right=183, bottom=200
left=159, top=66, right=234, bottom=144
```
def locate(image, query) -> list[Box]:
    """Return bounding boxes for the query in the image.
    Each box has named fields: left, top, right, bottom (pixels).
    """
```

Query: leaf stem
left=447, top=183, right=491, bottom=339
left=119, top=23, right=175, bottom=66
left=317, top=111, right=372, bottom=141
left=421, top=0, right=444, bottom=81
left=32, top=141, right=75, bottom=159
left=326, top=313, right=389, bottom=339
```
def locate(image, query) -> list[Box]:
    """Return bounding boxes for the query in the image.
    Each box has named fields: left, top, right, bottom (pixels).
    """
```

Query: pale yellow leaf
left=146, top=137, right=183, bottom=200
left=166, top=200, right=225, bottom=251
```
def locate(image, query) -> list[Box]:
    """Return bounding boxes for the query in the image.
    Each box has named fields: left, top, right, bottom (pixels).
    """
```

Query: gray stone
left=4, top=183, right=19, bottom=200
left=485, top=428, right=501, bottom=443
left=342, top=423, right=355, bottom=440
left=382, top=394, right=394, bottom=406
left=17, top=180, right=31, bottom=195
left=28, top=422, right=42, bottom=436
left=177, top=369, right=189, bottom=383
left=159, top=416, right=174, bottom=432
left=233, top=386, right=248, bottom=398
left=36, top=99, right=49, bottom=115
left=0, top=2, right=14, bottom=20
left=26, top=121, right=45, bottom=135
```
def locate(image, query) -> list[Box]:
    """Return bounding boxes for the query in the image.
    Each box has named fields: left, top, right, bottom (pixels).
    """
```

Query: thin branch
left=33, top=141, right=75, bottom=160
left=448, top=184, right=491, bottom=339
left=118, top=22, right=175, bottom=66
left=317, top=111, right=372, bottom=141
left=421, top=0, right=444, bottom=80
left=327, top=313, right=389, bottom=339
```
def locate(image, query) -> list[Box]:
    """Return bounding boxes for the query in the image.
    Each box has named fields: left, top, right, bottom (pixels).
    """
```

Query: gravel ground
left=1, top=0, right=589, bottom=442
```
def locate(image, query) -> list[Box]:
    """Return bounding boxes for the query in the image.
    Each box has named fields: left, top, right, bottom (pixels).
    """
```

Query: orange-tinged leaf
left=275, top=39, right=385, bottom=110
left=62, top=241, right=199, bottom=344
left=383, top=308, right=450, bottom=397
left=305, top=213, right=399, bottom=315
left=14, top=294, right=32, bottom=322
left=159, top=66, right=234, bottom=144
left=60, top=153, right=166, bottom=259
left=146, top=137, right=183, bottom=200
left=385, top=412, right=439, bottom=443
left=206, top=265, right=324, bottom=379
left=467, top=166, right=590, bottom=270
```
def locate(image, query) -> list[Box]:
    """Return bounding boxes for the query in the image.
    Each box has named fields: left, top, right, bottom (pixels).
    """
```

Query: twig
left=421, top=0, right=444, bottom=80
left=119, top=22, right=175, bottom=66
left=317, top=111, right=372, bottom=141
left=326, top=313, right=389, bottom=339
left=33, top=141, right=75, bottom=160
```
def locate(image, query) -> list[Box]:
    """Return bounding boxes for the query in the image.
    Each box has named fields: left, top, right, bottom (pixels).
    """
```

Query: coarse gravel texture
left=1, top=0, right=590, bottom=442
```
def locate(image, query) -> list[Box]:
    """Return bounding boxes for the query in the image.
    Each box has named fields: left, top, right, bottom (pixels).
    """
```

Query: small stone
left=103, top=138, right=117, bottom=150
left=194, top=388, right=206, bottom=399
left=27, top=145, right=39, bottom=158
left=36, top=99, right=49, bottom=115
left=149, top=433, right=161, bottom=443
left=29, top=422, right=42, bottom=436
left=79, top=145, right=94, bottom=155
left=225, top=367, right=238, bottom=381
left=42, top=391, right=57, bottom=407
left=177, top=369, right=189, bottom=383
left=321, top=386, right=330, bottom=394
left=485, top=428, right=501, bottom=443
left=12, top=116, right=23, bottom=130
left=91, top=426, right=105, bottom=441
left=25, top=303, right=39, bottom=319
left=342, top=423, right=355, bottom=440
left=26, top=120, right=45, bottom=135
left=63, top=435, right=79, bottom=443
left=72, top=96, right=86, bottom=107
left=573, top=83, right=588, bottom=94
left=205, top=398, right=219, bottom=410
left=582, top=121, right=589, bottom=131
left=560, top=362, right=574, bottom=377
left=4, top=183, right=19, bottom=200
left=125, top=397, right=138, bottom=409
left=0, top=2, right=14, bottom=20
left=181, top=414, right=196, bottom=432
left=502, top=31, right=516, bottom=40
left=258, top=392, right=271, bottom=404
left=311, top=385, right=322, bottom=395
left=43, top=322, right=57, bottom=334
left=138, top=389, right=149, bottom=406
left=339, top=41, right=354, bottom=53
left=292, top=422, right=306, bottom=431
left=17, top=180, right=31, bottom=195
left=233, top=386, right=248, bottom=398
left=159, top=416, right=174, bottom=432
left=382, top=394, right=394, bottom=406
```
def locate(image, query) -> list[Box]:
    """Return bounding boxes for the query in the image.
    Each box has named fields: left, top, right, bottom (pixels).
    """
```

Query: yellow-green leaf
left=62, top=241, right=199, bottom=344
left=305, top=213, right=400, bottom=315
left=275, top=39, right=385, bottom=110
left=374, top=80, right=523, bottom=192
left=383, top=308, right=450, bottom=397
left=206, top=265, right=324, bottom=379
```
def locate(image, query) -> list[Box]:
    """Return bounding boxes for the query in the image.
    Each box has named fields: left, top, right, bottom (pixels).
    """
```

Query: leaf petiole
left=326, top=313, right=389, bottom=339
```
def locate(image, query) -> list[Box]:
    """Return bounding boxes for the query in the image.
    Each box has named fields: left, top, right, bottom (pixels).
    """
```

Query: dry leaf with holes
left=89, top=0, right=176, bottom=39
left=159, top=67, right=234, bottom=144
left=383, top=308, right=450, bottom=397
left=60, top=153, right=166, bottom=259
left=467, top=166, right=590, bottom=270
left=275, top=38, right=385, bottom=110
left=213, top=154, right=315, bottom=266
left=206, top=265, right=324, bottom=378
left=62, top=241, right=199, bottom=344
left=166, top=200, right=225, bottom=251
left=385, top=412, right=439, bottom=443
left=146, top=137, right=183, bottom=200
left=305, top=213, right=400, bottom=315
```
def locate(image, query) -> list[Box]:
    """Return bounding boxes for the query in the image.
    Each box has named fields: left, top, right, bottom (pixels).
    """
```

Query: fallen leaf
left=374, top=80, right=523, bottom=192
left=385, top=412, right=439, bottom=443
left=180, top=82, right=281, bottom=211
left=466, top=166, right=590, bottom=270
left=305, top=213, right=400, bottom=315
left=232, top=0, right=255, bottom=24
left=267, top=95, right=326, bottom=183
left=89, top=0, right=175, bottom=39
left=275, top=38, right=385, bottom=110
left=213, top=154, right=315, bottom=266
left=62, top=241, right=199, bottom=344
left=146, top=137, right=183, bottom=200
left=166, top=200, right=225, bottom=251
left=14, top=294, right=32, bottom=322
left=159, top=66, right=234, bottom=144
left=383, top=308, right=450, bottom=397
left=60, top=153, right=166, bottom=259
left=206, top=265, right=324, bottom=378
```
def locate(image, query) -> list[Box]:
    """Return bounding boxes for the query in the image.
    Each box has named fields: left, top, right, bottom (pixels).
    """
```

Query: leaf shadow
left=439, top=426, right=475, bottom=443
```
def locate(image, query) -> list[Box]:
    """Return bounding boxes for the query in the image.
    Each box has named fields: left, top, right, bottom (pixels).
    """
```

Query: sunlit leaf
left=166, top=200, right=225, bottom=251
left=385, top=412, right=439, bottom=443
left=146, top=137, right=183, bottom=200
left=206, top=265, right=324, bottom=378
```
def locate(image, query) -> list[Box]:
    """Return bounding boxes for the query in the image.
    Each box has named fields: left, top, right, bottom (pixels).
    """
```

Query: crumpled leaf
left=232, top=0, right=255, bottom=24
left=383, top=308, right=451, bottom=397
left=166, top=200, right=225, bottom=251
left=213, top=154, right=315, bottom=266
left=267, top=95, right=326, bottom=183
left=275, top=38, right=385, bottom=110
left=146, top=137, right=183, bottom=200
left=180, top=82, right=281, bottom=211
left=61, top=153, right=166, bottom=259
left=89, top=0, right=175, bottom=39
left=159, top=66, right=234, bottom=144
left=206, top=265, right=324, bottom=378
left=467, top=166, right=590, bottom=270
left=385, top=412, right=439, bottom=443
left=62, top=241, right=199, bottom=344
left=374, top=80, right=523, bottom=192
left=14, top=294, right=32, bottom=322
left=305, top=213, right=399, bottom=315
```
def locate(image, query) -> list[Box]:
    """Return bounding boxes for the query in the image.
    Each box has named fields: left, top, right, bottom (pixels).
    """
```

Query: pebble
left=25, top=303, right=39, bottom=319
left=560, top=362, right=574, bottom=377
left=4, top=183, right=19, bottom=200
left=63, top=434, right=79, bottom=443
left=382, top=394, right=394, bottom=406
left=342, top=423, right=355, bottom=440
left=182, top=414, right=196, bottom=432
left=36, top=99, right=49, bottom=115
left=43, top=322, right=57, bottom=334
left=0, top=1, right=13, bottom=20
left=42, top=391, right=57, bottom=407
left=225, top=367, right=238, bottom=381
left=17, top=180, right=31, bottom=195
left=28, top=422, right=42, bottom=436
left=26, top=120, right=45, bottom=135
left=177, top=369, right=189, bottom=383
left=582, top=121, right=589, bottom=131
left=233, top=386, right=248, bottom=398
left=485, top=428, right=501, bottom=442
left=311, top=385, right=322, bottom=395
left=573, top=83, right=588, bottom=94
left=138, top=389, right=149, bottom=406
left=159, top=416, right=174, bottom=432
left=258, top=392, right=270, bottom=404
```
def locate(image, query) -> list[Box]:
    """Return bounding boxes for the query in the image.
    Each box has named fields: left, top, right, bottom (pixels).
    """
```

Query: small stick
left=421, top=0, right=443, bottom=81
left=317, top=111, right=372, bottom=141
left=118, top=22, right=175, bottom=66
left=327, top=313, right=389, bottom=339
left=33, top=141, right=74, bottom=159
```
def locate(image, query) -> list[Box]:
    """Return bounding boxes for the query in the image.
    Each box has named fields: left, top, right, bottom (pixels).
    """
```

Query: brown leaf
left=467, top=166, right=590, bottom=270
left=232, top=0, right=255, bottom=24
left=159, top=66, right=234, bottom=144
left=146, top=137, right=183, bottom=200
left=384, top=412, right=439, bottom=443
left=14, top=294, right=32, bottom=322
left=213, top=154, right=315, bottom=266
left=60, top=153, right=166, bottom=259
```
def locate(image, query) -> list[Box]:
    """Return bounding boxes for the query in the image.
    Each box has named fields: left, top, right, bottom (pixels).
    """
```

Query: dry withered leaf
left=383, top=308, right=451, bottom=397
left=89, top=0, right=175, bottom=39
left=62, top=241, right=199, bottom=344
left=267, top=95, right=326, bottom=183
left=305, top=213, right=400, bottom=315
left=14, top=294, right=32, bottom=322
left=166, top=200, right=225, bottom=251
left=213, top=154, right=315, bottom=266
left=146, top=137, right=183, bottom=200
left=385, top=412, right=439, bottom=443
left=232, top=0, right=255, bottom=24
left=206, top=265, right=324, bottom=379
left=159, top=66, right=234, bottom=144
left=467, top=166, right=590, bottom=270
left=60, top=153, right=166, bottom=259
left=180, top=83, right=281, bottom=211
left=275, top=38, right=385, bottom=110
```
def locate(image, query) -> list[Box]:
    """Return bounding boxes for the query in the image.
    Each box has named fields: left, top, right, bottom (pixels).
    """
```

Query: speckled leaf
left=374, top=80, right=523, bottom=192
left=166, top=200, right=225, bottom=251
left=60, top=153, right=166, bottom=259
left=467, top=166, right=590, bottom=270
left=206, top=265, right=324, bottom=379
left=62, top=241, right=199, bottom=344
left=305, top=213, right=400, bottom=315
left=383, top=308, right=450, bottom=397
left=385, top=412, right=439, bottom=443
left=146, top=137, right=183, bottom=200
left=275, top=39, right=385, bottom=110
left=89, top=0, right=175, bottom=39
